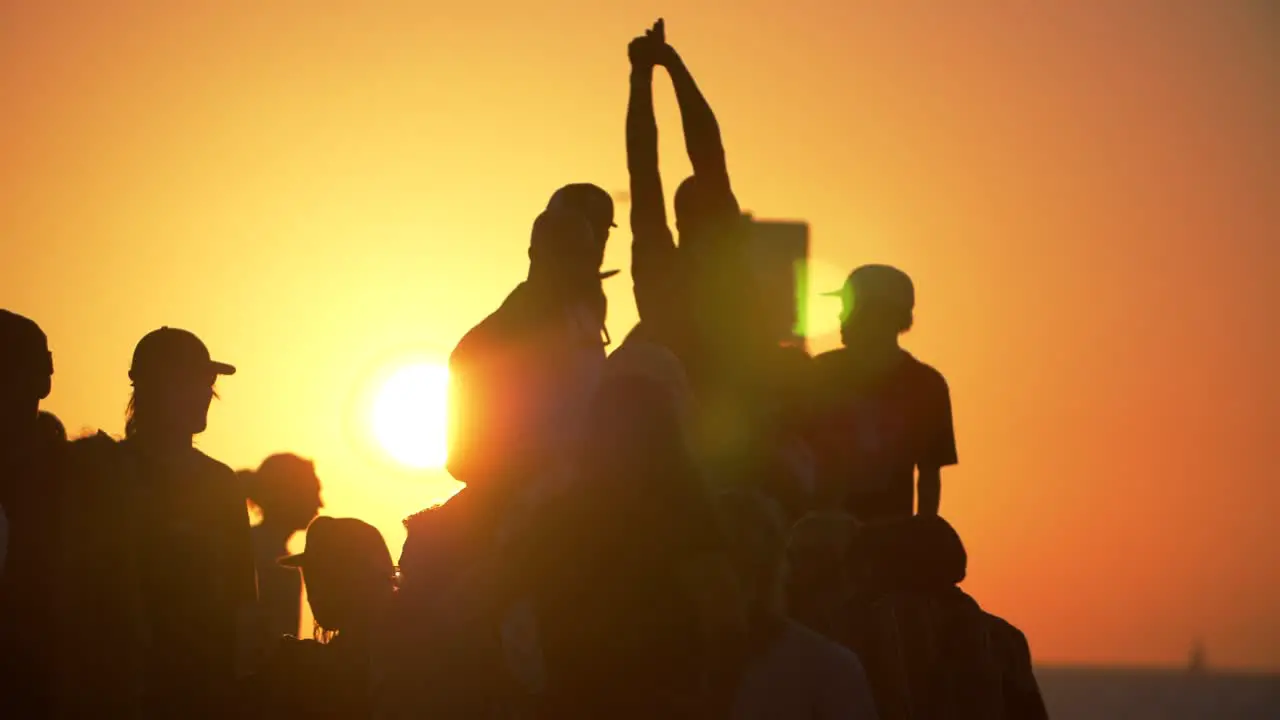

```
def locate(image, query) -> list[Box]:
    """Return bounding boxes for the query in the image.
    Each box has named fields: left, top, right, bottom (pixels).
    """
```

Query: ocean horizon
left=1036, top=665, right=1280, bottom=720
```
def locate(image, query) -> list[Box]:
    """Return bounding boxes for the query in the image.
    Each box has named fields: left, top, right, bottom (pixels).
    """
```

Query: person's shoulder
left=900, top=352, right=952, bottom=398
left=982, top=611, right=1032, bottom=653
left=65, top=431, right=121, bottom=467
left=811, top=348, right=847, bottom=375
left=902, top=352, right=948, bottom=384
left=190, top=448, right=236, bottom=480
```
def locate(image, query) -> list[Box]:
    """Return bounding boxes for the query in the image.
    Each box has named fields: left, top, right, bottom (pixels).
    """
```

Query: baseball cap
left=278, top=517, right=394, bottom=578
left=546, top=184, right=620, bottom=280
left=546, top=183, right=617, bottom=234
left=821, top=264, right=915, bottom=311
left=0, top=310, right=54, bottom=399
left=529, top=208, right=620, bottom=280
left=128, top=327, right=235, bottom=384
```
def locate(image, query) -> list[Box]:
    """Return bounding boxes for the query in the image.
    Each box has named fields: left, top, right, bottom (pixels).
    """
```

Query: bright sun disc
left=372, top=363, right=450, bottom=469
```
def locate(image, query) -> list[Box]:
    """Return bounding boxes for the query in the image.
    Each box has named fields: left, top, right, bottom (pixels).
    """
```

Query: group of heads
left=0, top=313, right=235, bottom=441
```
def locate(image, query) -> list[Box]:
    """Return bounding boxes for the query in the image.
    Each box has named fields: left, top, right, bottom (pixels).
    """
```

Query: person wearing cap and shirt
left=242, top=517, right=394, bottom=718
left=0, top=310, right=65, bottom=715
left=809, top=266, right=958, bottom=522
left=388, top=207, right=613, bottom=716
left=117, top=327, right=257, bottom=714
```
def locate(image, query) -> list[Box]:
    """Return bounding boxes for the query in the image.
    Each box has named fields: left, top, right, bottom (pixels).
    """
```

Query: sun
left=371, top=363, right=450, bottom=469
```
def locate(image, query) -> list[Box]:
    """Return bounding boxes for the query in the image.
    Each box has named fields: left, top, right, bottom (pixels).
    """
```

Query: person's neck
left=842, top=334, right=903, bottom=369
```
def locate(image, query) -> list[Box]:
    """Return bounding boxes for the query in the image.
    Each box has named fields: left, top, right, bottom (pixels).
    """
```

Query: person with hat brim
left=809, top=265, right=958, bottom=523
left=241, top=454, right=324, bottom=644
left=388, top=207, right=614, bottom=715
left=0, top=310, right=65, bottom=714
left=242, top=516, right=394, bottom=718
left=545, top=182, right=620, bottom=279
left=118, top=327, right=257, bottom=713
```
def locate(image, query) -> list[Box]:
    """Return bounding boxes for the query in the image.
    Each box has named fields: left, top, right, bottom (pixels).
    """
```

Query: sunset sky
left=2, top=2, right=1277, bottom=670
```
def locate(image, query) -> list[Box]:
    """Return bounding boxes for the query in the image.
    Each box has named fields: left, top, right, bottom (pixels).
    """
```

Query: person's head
left=0, top=310, right=53, bottom=436
left=245, top=453, right=324, bottom=533
left=527, top=208, right=613, bottom=319
left=36, top=411, right=67, bottom=443
left=279, top=517, right=395, bottom=638
left=714, top=490, right=789, bottom=624
left=125, top=327, right=235, bottom=441
left=825, top=265, right=915, bottom=346
left=546, top=183, right=616, bottom=257
left=909, top=515, right=967, bottom=588
left=673, top=175, right=741, bottom=247
left=787, top=510, right=859, bottom=591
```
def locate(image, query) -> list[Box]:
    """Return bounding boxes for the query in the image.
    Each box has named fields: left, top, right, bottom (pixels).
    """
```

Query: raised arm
left=656, top=34, right=731, bottom=196
left=626, top=28, right=678, bottom=335
left=626, top=32, right=671, bottom=245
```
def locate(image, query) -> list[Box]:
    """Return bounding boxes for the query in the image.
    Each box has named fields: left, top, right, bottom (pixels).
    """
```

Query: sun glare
left=372, top=363, right=450, bottom=469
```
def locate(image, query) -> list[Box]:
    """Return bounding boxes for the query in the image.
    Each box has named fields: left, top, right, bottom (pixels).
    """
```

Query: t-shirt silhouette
left=123, top=441, right=257, bottom=708
left=810, top=349, right=957, bottom=520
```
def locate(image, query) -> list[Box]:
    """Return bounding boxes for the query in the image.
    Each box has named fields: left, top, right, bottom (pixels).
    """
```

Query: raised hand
left=628, top=19, right=665, bottom=68
left=647, top=19, right=679, bottom=68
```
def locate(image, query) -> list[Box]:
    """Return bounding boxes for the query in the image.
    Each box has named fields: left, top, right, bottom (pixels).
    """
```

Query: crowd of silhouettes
left=0, top=19, right=1047, bottom=719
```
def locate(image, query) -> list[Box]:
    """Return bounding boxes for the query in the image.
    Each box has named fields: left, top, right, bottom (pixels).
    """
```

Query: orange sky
left=2, top=2, right=1277, bottom=670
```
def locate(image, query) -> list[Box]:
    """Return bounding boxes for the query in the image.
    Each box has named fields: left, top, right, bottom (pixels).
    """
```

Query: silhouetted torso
left=122, top=439, right=257, bottom=712
left=809, top=350, right=957, bottom=521
left=0, top=420, right=65, bottom=712
left=243, top=635, right=370, bottom=719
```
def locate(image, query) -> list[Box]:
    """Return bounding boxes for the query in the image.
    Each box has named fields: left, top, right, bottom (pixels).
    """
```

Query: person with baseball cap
left=808, top=265, right=958, bottom=523
left=119, top=327, right=257, bottom=713
left=545, top=182, right=619, bottom=277
left=0, top=310, right=64, bottom=714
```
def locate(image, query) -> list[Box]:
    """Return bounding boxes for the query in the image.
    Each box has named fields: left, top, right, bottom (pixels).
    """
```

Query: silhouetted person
left=244, top=517, right=395, bottom=718
left=512, top=363, right=743, bottom=718
left=786, top=510, right=862, bottom=640
left=121, top=327, right=257, bottom=714
left=243, top=454, right=324, bottom=643
left=715, top=490, right=880, bottom=719
left=442, top=206, right=612, bottom=499
left=385, top=207, right=614, bottom=715
left=842, top=516, right=1045, bottom=720
left=809, top=266, right=957, bottom=521
left=625, top=20, right=757, bottom=373
left=0, top=310, right=61, bottom=715
left=625, top=20, right=790, bottom=497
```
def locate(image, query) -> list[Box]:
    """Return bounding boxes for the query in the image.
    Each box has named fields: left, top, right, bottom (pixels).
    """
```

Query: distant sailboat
left=1188, top=639, right=1208, bottom=674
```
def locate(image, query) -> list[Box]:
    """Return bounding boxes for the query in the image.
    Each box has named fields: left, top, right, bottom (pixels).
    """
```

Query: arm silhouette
left=659, top=41, right=732, bottom=199
left=626, top=30, right=677, bottom=331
